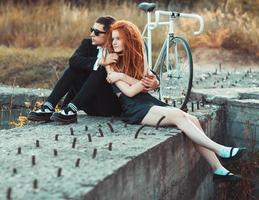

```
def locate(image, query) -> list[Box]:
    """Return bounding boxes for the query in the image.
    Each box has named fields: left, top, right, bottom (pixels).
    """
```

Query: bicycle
left=138, top=2, right=204, bottom=110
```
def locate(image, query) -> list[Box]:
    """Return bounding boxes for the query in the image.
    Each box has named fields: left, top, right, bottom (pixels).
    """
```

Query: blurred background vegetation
left=0, top=0, right=258, bottom=88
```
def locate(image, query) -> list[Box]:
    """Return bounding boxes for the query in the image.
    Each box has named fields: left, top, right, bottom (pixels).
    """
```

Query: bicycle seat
left=138, top=2, right=156, bottom=12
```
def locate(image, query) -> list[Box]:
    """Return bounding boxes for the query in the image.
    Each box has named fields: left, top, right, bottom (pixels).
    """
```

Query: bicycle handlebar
left=180, top=13, right=204, bottom=35
left=152, top=10, right=204, bottom=35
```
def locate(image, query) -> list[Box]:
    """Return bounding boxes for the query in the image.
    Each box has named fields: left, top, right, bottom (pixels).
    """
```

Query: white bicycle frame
left=142, top=10, right=204, bottom=72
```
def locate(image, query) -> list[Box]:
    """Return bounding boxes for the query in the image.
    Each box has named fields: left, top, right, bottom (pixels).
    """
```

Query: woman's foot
left=218, top=147, right=246, bottom=161
left=213, top=168, right=242, bottom=182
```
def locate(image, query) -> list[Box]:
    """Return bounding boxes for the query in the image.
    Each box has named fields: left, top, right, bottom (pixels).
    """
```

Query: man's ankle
left=43, top=102, right=54, bottom=111
left=67, top=103, right=78, bottom=113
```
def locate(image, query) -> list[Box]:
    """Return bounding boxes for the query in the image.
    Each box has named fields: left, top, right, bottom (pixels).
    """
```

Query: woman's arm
left=115, top=80, right=144, bottom=97
left=105, top=69, right=158, bottom=96
left=105, top=66, right=139, bottom=85
left=121, top=73, right=139, bottom=85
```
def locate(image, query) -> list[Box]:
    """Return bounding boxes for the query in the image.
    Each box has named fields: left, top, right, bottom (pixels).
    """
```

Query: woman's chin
left=114, top=50, right=123, bottom=53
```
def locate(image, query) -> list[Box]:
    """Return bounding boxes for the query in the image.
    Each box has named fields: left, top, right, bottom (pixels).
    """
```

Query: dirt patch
left=0, top=47, right=258, bottom=89
left=193, top=47, right=259, bottom=70
left=0, top=58, right=67, bottom=89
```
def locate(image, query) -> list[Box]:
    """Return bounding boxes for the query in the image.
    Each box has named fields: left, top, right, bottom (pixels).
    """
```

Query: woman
left=105, top=20, right=245, bottom=182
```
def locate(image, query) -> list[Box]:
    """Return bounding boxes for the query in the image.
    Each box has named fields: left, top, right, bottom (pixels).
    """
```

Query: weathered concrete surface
left=191, top=87, right=259, bottom=148
left=0, top=85, right=51, bottom=129
left=2, top=67, right=259, bottom=199
left=0, top=105, right=223, bottom=200
left=193, top=68, right=259, bottom=89
left=0, top=85, right=50, bottom=108
left=191, top=87, right=259, bottom=105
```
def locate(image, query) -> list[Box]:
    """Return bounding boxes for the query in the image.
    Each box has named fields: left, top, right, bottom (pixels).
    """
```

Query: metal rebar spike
left=108, top=142, right=112, bottom=151
left=36, top=140, right=40, bottom=148
left=197, top=101, right=200, bottom=110
left=134, top=125, right=146, bottom=139
left=156, top=116, right=166, bottom=130
left=72, top=138, right=77, bottom=148
left=87, top=134, right=92, bottom=142
left=7, top=187, right=12, bottom=200
left=107, top=123, right=114, bottom=133
left=55, top=134, right=59, bottom=141
left=92, top=148, right=97, bottom=159
left=33, top=179, right=38, bottom=189
left=75, top=158, right=80, bottom=167
left=70, top=127, right=74, bottom=135
left=57, top=168, right=62, bottom=177
left=54, top=149, right=58, bottom=156
left=17, top=147, right=21, bottom=154
left=13, top=168, right=17, bottom=175
left=32, top=155, right=36, bottom=166
left=98, top=128, right=104, bottom=137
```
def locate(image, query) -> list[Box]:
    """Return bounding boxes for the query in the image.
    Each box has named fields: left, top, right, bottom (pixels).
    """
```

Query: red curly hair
left=106, top=20, right=145, bottom=80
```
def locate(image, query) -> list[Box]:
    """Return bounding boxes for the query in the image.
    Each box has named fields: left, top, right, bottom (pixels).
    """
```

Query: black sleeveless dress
left=112, top=85, right=169, bottom=124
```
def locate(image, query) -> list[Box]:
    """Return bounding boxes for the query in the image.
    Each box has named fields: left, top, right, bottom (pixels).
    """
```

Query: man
left=28, top=16, right=159, bottom=124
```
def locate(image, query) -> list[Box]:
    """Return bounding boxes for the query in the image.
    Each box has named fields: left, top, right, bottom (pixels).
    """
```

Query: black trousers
left=46, top=67, right=121, bottom=116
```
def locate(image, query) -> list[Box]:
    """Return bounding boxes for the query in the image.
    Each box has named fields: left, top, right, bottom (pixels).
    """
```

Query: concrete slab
left=0, top=104, right=223, bottom=200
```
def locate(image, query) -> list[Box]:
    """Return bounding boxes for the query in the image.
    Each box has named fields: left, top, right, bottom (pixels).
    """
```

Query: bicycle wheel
left=158, top=36, right=193, bottom=110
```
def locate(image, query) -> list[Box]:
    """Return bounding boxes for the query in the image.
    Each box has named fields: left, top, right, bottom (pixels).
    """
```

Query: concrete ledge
left=191, top=87, right=259, bottom=105
left=0, top=85, right=50, bottom=108
left=0, top=104, right=224, bottom=199
left=191, top=87, right=259, bottom=148
left=0, top=85, right=225, bottom=199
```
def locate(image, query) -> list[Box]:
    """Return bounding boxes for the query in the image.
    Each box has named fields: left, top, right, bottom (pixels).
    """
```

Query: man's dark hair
left=96, top=16, right=116, bottom=32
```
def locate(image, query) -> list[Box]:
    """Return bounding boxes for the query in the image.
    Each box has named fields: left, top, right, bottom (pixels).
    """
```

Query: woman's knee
left=169, top=109, right=188, bottom=125
left=189, top=115, right=199, bottom=124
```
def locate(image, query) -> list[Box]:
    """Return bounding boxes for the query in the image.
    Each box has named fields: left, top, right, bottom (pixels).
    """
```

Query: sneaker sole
left=50, top=115, right=77, bottom=124
left=27, top=114, right=52, bottom=122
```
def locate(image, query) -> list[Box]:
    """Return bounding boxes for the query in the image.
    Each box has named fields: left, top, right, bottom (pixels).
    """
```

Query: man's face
left=90, top=23, right=107, bottom=46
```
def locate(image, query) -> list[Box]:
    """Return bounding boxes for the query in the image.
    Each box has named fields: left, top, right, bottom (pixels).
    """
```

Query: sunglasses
left=90, top=27, right=106, bottom=36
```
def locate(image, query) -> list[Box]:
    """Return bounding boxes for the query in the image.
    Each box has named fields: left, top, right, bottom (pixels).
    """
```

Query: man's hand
left=106, top=71, right=123, bottom=84
left=100, top=53, right=118, bottom=66
left=141, top=74, right=160, bottom=92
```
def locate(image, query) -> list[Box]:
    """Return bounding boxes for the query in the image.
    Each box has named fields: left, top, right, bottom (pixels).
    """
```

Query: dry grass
left=188, top=7, right=259, bottom=56
left=0, top=46, right=73, bottom=88
left=0, top=0, right=258, bottom=88
left=0, top=1, right=258, bottom=55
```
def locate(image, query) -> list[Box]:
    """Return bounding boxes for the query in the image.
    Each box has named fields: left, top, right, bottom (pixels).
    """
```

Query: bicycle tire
left=158, top=36, right=193, bottom=110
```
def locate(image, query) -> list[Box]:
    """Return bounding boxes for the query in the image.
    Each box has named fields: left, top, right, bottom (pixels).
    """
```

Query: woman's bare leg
left=141, top=106, right=228, bottom=170
left=183, top=113, right=224, bottom=170
left=141, top=106, right=228, bottom=158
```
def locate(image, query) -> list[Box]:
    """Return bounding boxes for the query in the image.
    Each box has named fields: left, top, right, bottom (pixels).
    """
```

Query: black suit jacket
left=69, top=38, right=99, bottom=72
left=67, top=38, right=121, bottom=116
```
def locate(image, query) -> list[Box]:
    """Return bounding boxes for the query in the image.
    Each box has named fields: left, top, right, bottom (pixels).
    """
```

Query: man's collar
left=97, top=46, right=103, bottom=50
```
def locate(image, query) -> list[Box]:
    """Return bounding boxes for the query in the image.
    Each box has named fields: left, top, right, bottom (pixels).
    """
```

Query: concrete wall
left=191, top=87, right=259, bottom=149
left=84, top=107, right=224, bottom=200
left=225, top=99, right=259, bottom=149
left=0, top=85, right=50, bottom=108
left=0, top=86, right=225, bottom=200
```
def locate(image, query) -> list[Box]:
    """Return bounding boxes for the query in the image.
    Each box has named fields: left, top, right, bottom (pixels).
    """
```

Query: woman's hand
left=106, top=71, right=123, bottom=84
left=141, top=74, right=160, bottom=92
